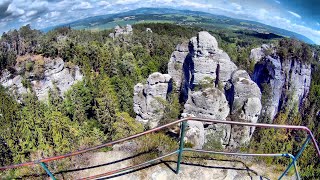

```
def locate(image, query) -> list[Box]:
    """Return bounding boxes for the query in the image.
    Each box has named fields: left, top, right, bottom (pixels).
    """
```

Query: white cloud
left=255, top=8, right=268, bottom=20
left=0, top=22, right=7, bottom=28
left=274, top=0, right=281, bottom=4
left=97, top=1, right=111, bottom=6
left=178, top=0, right=211, bottom=9
left=116, top=0, right=140, bottom=5
left=288, top=11, right=301, bottom=19
left=26, top=10, right=37, bottom=17
left=6, top=4, right=25, bottom=16
left=317, top=22, right=320, bottom=26
left=231, top=2, right=242, bottom=11
left=71, top=2, right=93, bottom=10
left=45, top=11, right=61, bottom=18
left=274, top=16, right=291, bottom=24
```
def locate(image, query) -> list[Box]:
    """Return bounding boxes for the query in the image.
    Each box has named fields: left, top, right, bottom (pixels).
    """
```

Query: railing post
left=176, top=121, right=186, bottom=174
left=279, top=135, right=311, bottom=180
left=39, top=162, right=56, bottom=180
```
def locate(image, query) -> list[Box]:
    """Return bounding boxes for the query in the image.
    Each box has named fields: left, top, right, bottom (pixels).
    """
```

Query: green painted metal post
left=39, top=162, right=56, bottom=180
left=293, top=159, right=300, bottom=180
left=279, top=135, right=311, bottom=180
left=176, top=121, right=186, bottom=174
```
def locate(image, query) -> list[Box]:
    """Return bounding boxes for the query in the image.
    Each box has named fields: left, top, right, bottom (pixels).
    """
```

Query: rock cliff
left=135, top=31, right=262, bottom=149
left=133, top=72, right=172, bottom=128
left=251, top=46, right=311, bottom=122
left=0, top=55, right=83, bottom=101
left=109, top=25, right=133, bottom=39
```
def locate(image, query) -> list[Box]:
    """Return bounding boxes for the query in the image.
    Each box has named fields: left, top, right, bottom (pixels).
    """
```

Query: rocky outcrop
left=182, top=88, right=230, bottom=148
left=146, top=28, right=153, bottom=33
left=0, top=55, right=83, bottom=101
left=183, top=88, right=230, bottom=120
left=133, top=72, right=172, bottom=128
left=109, top=25, right=133, bottom=39
left=227, top=70, right=262, bottom=147
left=188, top=31, right=238, bottom=85
left=135, top=31, right=262, bottom=149
left=252, top=51, right=311, bottom=121
left=250, top=44, right=274, bottom=63
left=168, top=42, right=189, bottom=90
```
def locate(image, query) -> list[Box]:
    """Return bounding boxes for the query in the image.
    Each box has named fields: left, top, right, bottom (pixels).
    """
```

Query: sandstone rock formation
left=109, top=24, right=133, bottom=39
left=227, top=70, right=262, bottom=147
left=135, top=31, right=262, bottom=149
left=168, top=42, right=189, bottom=90
left=0, top=55, right=83, bottom=101
left=146, top=28, right=153, bottom=33
left=188, top=31, right=238, bottom=85
left=182, top=87, right=230, bottom=148
left=133, top=72, right=172, bottom=128
left=252, top=51, right=311, bottom=121
left=250, top=44, right=274, bottom=63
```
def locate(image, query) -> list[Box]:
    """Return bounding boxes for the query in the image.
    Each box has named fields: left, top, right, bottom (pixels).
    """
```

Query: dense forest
left=0, top=23, right=319, bottom=179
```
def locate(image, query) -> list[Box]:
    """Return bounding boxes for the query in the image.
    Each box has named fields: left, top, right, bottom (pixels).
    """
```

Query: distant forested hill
left=43, top=8, right=315, bottom=44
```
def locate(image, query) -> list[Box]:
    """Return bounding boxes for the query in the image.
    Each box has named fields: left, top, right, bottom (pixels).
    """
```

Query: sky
left=0, top=0, right=320, bottom=44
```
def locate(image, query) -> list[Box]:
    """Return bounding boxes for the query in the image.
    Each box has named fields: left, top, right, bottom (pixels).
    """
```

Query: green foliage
left=134, top=132, right=178, bottom=164
left=277, top=38, right=313, bottom=63
left=112, top=112, right=144, bottom=140
left=155, top=92, right=181, bottom=125
left=25, top=61, right=34, bottom=72
left=196, top=76, right=214, bottom=90
left=93, top=76, right=119, bottom=134
left=203, top=133, right=223, bottom=151
left=63, top=81, right=92, bottom=122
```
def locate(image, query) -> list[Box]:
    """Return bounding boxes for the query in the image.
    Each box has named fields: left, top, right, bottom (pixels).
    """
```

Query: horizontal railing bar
left=79, top=150, right=179, bottom=180
left=183, top=148, right=294, bottom=158
left=0, top=117, right=319, bottom=171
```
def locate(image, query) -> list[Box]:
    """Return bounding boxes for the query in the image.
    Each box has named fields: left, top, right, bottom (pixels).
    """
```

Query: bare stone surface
left=109, top=24, right=133, bottom=39
left=183, top=87, right=230, bottom=148
left=0, top=56, right=83, bottom=101
left=133, top=72, right=172, bottom=128
left=188, top=31, right=237, bottom=85
left=168, top=42, right=189, bottom=90
left=135, top=31, right=262, bottom=148
left=250, top=44, right=274, bottom=63
left=71, top=148, right=291, bottom=180
left=252, top=53, right=311, bottom=121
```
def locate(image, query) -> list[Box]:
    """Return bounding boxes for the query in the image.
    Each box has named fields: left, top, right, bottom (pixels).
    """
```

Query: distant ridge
left=43, top=7, right=315, bottom=44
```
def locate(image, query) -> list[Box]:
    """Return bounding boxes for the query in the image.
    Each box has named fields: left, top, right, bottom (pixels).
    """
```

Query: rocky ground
left=59, top=142, right=294, bottom=180
left=67, top=148, right=294, bottom=180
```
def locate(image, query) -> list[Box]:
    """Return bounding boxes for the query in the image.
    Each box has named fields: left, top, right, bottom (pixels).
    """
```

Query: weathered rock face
left=184, top=88, right=230, bottom=120
left=188, top=31, right=238, bottom=85
left=227, top=70, right=262, bottom=147
left=182, top=87, right=230, bottom=148
left=174, top=31, right=238, bottom=102
left=0, top=56, right=83, bottom=101
left=252, top=52, right=311, bottom=121
left=136, top=31, right=262, bottom=149
left=133, top=72, right=172, bottom=128
left=109, top=24, right=133, bottom=39
left=146, top=28, right=153, bottom=33
left=250, top=44, right=275, bottom=63
left=168, top=42, right=189, bottom=90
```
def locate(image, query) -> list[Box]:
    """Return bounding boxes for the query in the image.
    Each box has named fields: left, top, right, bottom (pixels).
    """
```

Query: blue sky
left=0, top=0, right=320, bottom=44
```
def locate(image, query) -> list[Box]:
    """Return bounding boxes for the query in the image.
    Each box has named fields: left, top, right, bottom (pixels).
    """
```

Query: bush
left=112, top=112, right=144, bottom=140
left=134, top=132, right=178, bottom=164
left=25, top=61, right=34, bottom=72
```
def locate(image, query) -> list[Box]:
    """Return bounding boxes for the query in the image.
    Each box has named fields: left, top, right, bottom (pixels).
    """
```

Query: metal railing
left=0, top=117, right=319, bottom=180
